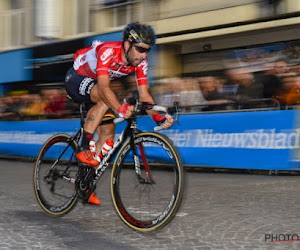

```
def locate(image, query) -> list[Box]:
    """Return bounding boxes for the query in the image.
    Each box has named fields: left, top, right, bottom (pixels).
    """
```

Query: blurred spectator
left=41, top=88, right=70, bottom=119
left=285, top=75, right=300, bottom=106
left=0, top=96, right=17, bottom=120
left=199, top=76, right=220, bottom=99
left=158, top=78, right=181, bottom=107
left=259, top=59, right=290, bottom=99
left=198, top=76, right=233, bottom=111
left=0, top=93, right=25, bottom=120
left=19, top=93, right=47, bottom=120
left=178, top=77, right=206, bottom=112
left=110, top=75, right=137, bottom=102
left=0, top=97, right=6, bottom=113
left=289, top=64, right=300, bottom=74
left=273, top=74, right=300, bottom=107
left=226, top=68, right=264, bottom=109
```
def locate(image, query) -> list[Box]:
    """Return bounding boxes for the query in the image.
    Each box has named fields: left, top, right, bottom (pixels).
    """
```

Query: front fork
left=131, top=138, right=155, bottom=184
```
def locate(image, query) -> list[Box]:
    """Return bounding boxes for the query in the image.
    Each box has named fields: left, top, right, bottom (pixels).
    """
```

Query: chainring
left=75, top=166, right=95, bottom=202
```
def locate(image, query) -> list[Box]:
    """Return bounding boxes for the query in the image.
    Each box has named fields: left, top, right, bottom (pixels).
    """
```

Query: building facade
left=1, top=0, right=300, bottom=77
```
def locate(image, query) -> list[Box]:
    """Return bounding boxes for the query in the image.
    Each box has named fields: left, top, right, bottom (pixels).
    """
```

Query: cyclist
left=64, top=22, right=174, bottom=204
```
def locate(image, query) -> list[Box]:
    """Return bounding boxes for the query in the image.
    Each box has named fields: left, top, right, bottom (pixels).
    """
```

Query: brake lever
left=168, top=102, right=181, bottom=126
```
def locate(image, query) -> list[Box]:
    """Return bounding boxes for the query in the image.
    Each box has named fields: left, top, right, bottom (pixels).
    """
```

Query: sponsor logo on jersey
left=138, top=60, right=148, bottom=75
left=100, top=48, right=113, bottom=65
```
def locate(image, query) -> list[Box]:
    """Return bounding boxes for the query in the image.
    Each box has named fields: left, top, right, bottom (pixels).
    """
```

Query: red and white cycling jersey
left=73, top=41, right=148, bottom=85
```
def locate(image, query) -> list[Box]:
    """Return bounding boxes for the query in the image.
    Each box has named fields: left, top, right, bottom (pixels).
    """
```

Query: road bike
left=33, top=100, right=184, bottom=231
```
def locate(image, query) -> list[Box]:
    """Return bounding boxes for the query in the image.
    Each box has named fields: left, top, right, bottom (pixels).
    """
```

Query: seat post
left=79, top=103, right=85, bottom=128
left=67, top=95, right=86, bottom=129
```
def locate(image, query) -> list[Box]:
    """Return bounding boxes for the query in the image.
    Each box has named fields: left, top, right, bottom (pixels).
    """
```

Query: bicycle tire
left=33, top=133, right=79, bottom=216
left=111, top=132, right=184, bottom=231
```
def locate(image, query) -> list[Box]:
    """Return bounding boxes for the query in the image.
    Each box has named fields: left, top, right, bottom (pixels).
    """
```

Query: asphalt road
left=1, top=159, right=300, bottom=250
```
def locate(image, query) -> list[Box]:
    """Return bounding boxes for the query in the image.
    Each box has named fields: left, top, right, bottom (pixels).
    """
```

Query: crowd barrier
left=0, top=110, right=300, bottom=171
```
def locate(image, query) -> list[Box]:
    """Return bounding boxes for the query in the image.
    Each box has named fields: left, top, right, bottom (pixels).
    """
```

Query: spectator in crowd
left=19, top=93, right=47, bottom=120
left=273, top=74, right=300, bottom=107
left=259, top=59, right=290, bottom=99
left=0, top=97, right=6, bottom=113
left=285, top=74, right=300, bottom=106
left=1, top=93, right=25, bottom=120
left=0, top=96, right=17, bottom=120
left=158, top=78, right=182, bottom=107
left=41, top=88, right=70, bottom=119
left=199, top=76, right=221, bottom=100
left=289, top=63, right=300, bottom=74
left=178, top=77, right=206, bottom=112
left=198, top=76, right=233, bottom=111
left=110, top=75, right=137, bottom=102
left=226, top=68, right=264, bottom=109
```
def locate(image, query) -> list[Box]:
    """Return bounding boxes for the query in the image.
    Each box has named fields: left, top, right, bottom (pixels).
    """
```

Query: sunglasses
left=134, top=45, right=151, bottom=54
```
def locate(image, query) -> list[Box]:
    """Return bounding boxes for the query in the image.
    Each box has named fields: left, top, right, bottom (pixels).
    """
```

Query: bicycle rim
left=33, top=134, right=79, bottom=216
left=111, top=132, right=184, bottom=231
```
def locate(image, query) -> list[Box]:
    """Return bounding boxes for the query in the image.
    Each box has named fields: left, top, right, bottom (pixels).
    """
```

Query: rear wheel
left=111, top=132, right=184, bottom=231
left=33, top=134, right=79, bottom=216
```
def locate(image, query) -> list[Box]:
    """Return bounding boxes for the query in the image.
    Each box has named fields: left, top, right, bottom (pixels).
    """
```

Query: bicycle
left=33, top=99, right=184, bottom=231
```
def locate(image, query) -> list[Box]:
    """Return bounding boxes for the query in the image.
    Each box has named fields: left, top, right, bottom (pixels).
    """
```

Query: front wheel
left=33, top=134, right=79, bottom=216
left=111, top=132, right=184, bottom=231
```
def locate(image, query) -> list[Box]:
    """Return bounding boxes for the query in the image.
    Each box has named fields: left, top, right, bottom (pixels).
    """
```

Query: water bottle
left=89, top=139, right=96, bottom=158
left=96, top=139, right=114, bottom=162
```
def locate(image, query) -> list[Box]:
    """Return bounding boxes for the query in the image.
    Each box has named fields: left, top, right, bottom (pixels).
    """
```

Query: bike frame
left=58, top=101, right=176, bottom=188
left=92, top=118, right=141, bottom=185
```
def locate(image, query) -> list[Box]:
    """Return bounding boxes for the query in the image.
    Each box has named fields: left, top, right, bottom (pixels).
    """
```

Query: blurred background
left=1, top=0, right=300, bottom=170
left=1, top=0, right=300, bottom=119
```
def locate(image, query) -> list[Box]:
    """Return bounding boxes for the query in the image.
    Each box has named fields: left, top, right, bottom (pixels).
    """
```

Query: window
left=114, top=4, right=130, bottom=26
left=11, top=0, right=24, bottom=9
left=10, top=10, right=25, bottom=46
left=0, top=9, right=26, bottom=48
left=77, top=0, right=89, bottom=34
left=91, top=0, right=140, bottom=28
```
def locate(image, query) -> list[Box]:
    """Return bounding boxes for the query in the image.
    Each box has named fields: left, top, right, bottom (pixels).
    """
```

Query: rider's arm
left=137, top=84, right=156, bottom=116
left=97, top=75, right=133, bottom=118
left=97, top=75, right=121, bottom=111
left=138, top=84, right=174, bottom=128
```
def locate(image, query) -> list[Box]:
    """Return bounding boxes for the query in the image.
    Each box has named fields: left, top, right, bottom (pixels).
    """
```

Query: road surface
left=1, top=159, right=300, bottom=249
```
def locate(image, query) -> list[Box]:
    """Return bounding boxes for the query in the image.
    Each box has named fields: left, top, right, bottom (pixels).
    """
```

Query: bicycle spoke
left=33, top=134, right=79, bottom=216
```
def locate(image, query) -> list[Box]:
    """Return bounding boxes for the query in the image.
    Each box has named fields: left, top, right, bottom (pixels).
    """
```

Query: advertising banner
left=0, top=110, right=299, bottom=170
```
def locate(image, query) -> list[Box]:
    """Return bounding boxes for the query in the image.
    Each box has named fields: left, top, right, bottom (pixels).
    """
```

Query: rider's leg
left=83, top=100, right=109, bottom=135
left=76, top=85, right=109, bottom=166
left=65, top=69, right=109, bottom=166
left=64, top=69, right=104, bottom=204
left=77, top=86, right=111, bottom=205
left=95, top=122, right=115, bottom=152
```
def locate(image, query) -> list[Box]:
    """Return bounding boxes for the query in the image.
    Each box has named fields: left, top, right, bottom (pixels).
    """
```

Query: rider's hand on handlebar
left=152, top=113, right=175, bottom=129
left=117, top=103, right=134, bottom=119
left=163, top=115, right=175, bottom=129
